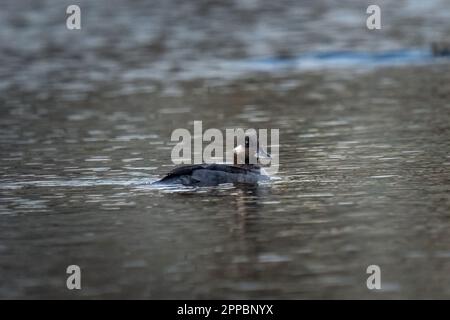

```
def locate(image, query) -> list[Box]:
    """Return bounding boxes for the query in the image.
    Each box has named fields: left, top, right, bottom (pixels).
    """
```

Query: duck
left=153, top=132, right=271, bottom=186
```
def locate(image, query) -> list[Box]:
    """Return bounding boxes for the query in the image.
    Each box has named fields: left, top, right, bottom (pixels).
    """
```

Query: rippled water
left=1, top=0, right=450, bottom=299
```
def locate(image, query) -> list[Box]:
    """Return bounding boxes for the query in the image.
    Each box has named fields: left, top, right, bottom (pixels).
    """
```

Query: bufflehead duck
left=154, top=133, right=271, bottom=186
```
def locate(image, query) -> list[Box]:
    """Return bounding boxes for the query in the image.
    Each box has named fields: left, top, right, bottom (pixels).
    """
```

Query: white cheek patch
left=233, top=145, right=245, bottom=154
left=233, top=144, right=245, bottom=164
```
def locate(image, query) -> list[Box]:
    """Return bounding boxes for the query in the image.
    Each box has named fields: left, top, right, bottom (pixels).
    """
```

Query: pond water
left=0, top=0, right=450, bottom=299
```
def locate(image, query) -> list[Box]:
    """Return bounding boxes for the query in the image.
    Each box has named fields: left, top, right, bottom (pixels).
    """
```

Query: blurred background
left=0, top=0, right=449, bottom=299
left=1, top=0, right=450, bottom=95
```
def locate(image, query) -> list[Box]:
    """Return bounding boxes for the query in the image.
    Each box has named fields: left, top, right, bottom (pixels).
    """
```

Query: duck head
left=233, top=132, right=271, bottom=166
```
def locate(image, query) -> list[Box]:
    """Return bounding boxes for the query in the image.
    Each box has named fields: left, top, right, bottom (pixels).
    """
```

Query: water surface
left=1, top=0, right=450, bottom=299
